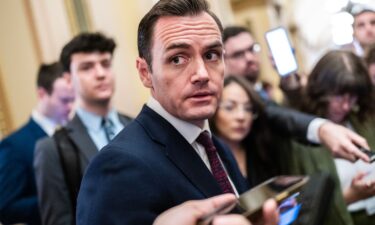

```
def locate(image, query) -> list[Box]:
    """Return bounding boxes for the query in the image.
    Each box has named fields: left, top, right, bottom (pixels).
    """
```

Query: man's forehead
left=355, top=11, right=375, bottom=22
left=225, top=32, right=255, bottom=50
left=152, top=13, right=222, bottom=49
left=72, top=52, right=111, bottom=62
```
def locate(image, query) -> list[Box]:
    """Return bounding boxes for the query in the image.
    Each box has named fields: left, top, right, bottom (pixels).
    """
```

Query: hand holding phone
left=358, top=147, right=375, bottom=163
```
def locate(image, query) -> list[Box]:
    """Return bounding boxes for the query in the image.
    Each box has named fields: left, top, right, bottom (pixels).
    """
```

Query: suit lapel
left=137, top=106, right=224, bottom=197
left=65, top=115, right=98, bottom=161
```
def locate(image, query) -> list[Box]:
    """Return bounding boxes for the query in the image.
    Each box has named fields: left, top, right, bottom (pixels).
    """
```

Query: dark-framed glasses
left=225, top=43, right=261, bottom=60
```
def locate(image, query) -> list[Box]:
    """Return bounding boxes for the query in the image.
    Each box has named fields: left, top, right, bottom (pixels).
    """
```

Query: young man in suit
left=0, top=62, right=74, bottom=225
left=33, top=32, right=132, bottom=225
left=77, top=1, right=277, bottom=225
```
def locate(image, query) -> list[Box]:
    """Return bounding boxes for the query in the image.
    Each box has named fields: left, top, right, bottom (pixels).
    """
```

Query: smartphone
left=265, top=27, right=298, bottom=77
left=359, top=147, right=375, bottom=163
left=238, top=175, right=309, bottom=224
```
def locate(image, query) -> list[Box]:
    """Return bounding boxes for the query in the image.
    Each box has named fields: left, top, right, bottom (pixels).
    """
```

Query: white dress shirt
left=31, top=110, right=60, bottom=136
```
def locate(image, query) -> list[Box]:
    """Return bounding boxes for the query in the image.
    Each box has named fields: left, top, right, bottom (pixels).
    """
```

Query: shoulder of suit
left=1, top=118, right=41, bottom=142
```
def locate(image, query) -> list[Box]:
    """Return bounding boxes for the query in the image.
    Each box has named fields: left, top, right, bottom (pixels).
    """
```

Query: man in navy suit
left=77, top=1, right=276, bottom=225
left=0, top=62, right=75, bottom=225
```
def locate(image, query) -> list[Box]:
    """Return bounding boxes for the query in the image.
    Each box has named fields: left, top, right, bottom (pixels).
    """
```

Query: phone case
left=292, top=172, right=335, bottom=225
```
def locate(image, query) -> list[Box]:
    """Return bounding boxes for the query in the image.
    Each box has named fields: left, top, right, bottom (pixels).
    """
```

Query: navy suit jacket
left=77, top=105, right=248, bottom=225
left=0, top=118, right=46, bottom=225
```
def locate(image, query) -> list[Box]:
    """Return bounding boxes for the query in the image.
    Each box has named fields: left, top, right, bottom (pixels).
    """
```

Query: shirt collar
left=147, top=97, right=211, bottom=144
left=353, top=39, right=364, bottom=57
left=31, top=110, right=60, bottom=136
left=75, top=107, right=119, bottom=132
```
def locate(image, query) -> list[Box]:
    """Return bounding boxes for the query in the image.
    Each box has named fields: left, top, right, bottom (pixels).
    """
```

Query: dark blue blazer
left=0, top=118, right=46, bottom=225
left=77, top=105, right=248, bottom=225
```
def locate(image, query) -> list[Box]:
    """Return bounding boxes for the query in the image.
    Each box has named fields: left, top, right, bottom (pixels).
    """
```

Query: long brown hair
left=303, top=50, right=375, bottom=122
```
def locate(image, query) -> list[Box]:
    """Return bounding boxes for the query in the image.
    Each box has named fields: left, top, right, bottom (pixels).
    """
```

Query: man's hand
left=153, top=194, right=278, bottom=225
left=319, top=122, right=370, bottom=162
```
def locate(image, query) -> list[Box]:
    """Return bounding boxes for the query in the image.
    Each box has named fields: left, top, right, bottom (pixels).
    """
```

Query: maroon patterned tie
left=196, top=131, right=235, bottom=194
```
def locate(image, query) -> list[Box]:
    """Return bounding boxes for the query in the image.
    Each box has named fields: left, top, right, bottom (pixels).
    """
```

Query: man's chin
left=183, top=109, right=216, bottom=122
left=245, top=73, right=259, bottom=83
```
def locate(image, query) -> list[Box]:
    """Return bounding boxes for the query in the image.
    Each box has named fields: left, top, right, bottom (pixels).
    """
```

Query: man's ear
left=136, top=57, right=153, bottom=88
left=37, top=87, right=48, bottom=99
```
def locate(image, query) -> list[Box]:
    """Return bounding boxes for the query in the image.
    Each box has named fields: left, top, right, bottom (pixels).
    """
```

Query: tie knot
left=196, top=131, right=215, bottom=151
left=102, top=117, right=113, bottom=127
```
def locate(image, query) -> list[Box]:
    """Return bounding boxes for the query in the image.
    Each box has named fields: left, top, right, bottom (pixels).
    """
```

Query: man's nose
left=95, top=64, right=106, bottom=78
left=244, top=50, right=256, bottom=61
left=192, top=58, right=209, bottom=83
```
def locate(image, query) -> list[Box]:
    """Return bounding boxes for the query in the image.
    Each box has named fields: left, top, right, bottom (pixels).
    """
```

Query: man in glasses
left=224, top=26, right=261, bottom=85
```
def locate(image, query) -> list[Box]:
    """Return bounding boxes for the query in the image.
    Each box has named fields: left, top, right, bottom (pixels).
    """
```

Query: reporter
left=153, top=194, right=278, bottom=225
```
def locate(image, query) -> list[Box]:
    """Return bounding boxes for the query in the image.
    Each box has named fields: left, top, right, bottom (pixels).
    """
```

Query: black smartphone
left=359, top=147, right=375, bottom=163
left=238, top=175, right=309, bottom=224
left=265, top=27, right=298, bottom=77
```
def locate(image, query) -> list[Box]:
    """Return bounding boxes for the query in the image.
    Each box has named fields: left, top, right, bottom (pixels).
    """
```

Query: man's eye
left=205, top=51, right=220, bottom=61
left=170, top=56, right=187, bottom=65
left=80, top=65, right=92, bottom=71
left=102, top=60, right=112, bottom=68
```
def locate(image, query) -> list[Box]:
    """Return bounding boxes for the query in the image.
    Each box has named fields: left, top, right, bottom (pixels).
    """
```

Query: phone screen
left=279, top=192, right=302, bottom=225
left=265, top=27, right=298, bottom=77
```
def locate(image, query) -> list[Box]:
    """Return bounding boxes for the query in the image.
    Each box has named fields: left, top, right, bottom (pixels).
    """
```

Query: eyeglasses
left=328, top=94, right=358, bottom=107
left=225, top=43, right=261, bottom=60
left=218, top=101, right=258, bottom=119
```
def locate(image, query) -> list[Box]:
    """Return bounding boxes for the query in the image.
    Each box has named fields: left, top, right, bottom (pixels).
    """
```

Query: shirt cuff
left=307, top=118, right=328, bottom=144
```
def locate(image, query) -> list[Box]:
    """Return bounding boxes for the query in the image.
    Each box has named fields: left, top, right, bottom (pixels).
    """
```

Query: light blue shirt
left=75, top=107, right=124, bottom=150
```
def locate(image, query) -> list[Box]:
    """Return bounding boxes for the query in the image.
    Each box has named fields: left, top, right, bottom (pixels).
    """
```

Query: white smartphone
left=265, top=27, right=298, bottom=77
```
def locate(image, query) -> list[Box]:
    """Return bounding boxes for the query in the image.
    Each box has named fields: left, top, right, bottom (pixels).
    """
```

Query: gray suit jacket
left=33, top=113, right=131, bottom=225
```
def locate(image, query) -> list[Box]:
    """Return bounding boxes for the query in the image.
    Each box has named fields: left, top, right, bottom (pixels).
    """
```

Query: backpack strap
left=53, top=127, right=82, bottom=225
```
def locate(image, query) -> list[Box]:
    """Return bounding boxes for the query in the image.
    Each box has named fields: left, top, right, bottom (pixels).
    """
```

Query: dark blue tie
left=102, top=118, right=115, bottom=142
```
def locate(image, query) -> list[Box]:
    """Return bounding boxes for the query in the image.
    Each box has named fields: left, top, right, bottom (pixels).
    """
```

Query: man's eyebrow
left=205, top=41, right=223, bottom=50
left=78, top=61, right=94, bottom=66
left=166, top=43, right=190, bottom=52
left=165, top=41, right=223, bottom=52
